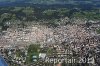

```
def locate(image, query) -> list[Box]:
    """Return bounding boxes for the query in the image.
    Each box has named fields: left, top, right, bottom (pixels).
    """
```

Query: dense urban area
left=0, top=0, right=100, bottom=66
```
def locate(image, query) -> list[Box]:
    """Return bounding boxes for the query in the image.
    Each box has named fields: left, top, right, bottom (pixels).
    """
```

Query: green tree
left=22, top=7, right=34, bottom=21
left=0, top=13, right=12, bottom=30
left=26, top=44, right=40, bottom=64
left=57, top=8, right=69, bottom=17
left=43, top=9, right=57, bottom=19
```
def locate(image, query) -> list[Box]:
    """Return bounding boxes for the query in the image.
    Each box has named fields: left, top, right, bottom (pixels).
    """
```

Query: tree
left=26, top=44, right=40, bottom=63
left=57, top=8, right=69, bottom=17
left=28, top=44, right=40, bottom=54
left=0, top=13, right=12, bottom=30
left=22, top=7, right=34, bottom=21
left=43, top=9, right=57, bottom=19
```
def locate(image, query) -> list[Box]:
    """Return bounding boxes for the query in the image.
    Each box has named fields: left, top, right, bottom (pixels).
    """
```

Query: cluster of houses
left=0, top=20, right=100, bottom=66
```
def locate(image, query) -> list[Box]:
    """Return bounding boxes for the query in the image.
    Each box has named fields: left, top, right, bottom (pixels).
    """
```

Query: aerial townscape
left=0, top=0, right=100, bottom=66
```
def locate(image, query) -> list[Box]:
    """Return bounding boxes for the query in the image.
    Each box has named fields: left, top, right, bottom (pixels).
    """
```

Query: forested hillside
left=0, top=6, right=100, bottom=31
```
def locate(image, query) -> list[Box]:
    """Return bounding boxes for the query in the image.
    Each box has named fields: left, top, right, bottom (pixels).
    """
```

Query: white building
left=39, top=53, right=46, bottom=60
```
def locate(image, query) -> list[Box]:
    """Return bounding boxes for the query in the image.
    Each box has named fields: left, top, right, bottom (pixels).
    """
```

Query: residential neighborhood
left=0, top=21, right=100, bottom=66
left=0, top=0, right=100, bottom=66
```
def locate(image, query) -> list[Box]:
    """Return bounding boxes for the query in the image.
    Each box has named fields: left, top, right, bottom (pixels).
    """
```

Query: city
left=0, top=0, right=100, bottom=66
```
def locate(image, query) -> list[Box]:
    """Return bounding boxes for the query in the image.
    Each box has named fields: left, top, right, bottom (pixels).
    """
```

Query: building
left=39, top=53, right=46, bottom=60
